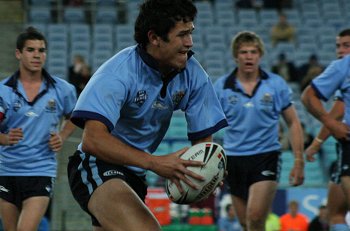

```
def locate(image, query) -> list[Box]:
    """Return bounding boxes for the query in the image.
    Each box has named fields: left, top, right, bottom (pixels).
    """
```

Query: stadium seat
left=29, top=7, right=52, bottom=23
left=63, top=7, right=86, bottom=23
left=95, top=7, right=118, bottom=24
left=96, top=0, right=116, bottom=7
left=30, top=0, right=51, bottom=6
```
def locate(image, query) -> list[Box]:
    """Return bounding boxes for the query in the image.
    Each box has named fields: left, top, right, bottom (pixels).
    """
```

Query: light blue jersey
left=312, top=55, right=350, bottom=126
left=71, top=45, right=227, bottom=174
left=0, top=70, right=77, bottom=177
left=214, top=69, right=293, bottom=156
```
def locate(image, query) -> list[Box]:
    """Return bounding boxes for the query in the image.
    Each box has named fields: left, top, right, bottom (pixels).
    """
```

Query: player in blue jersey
left=303, top=29, right=350, bottom=231
left=214, top=31, right=304, bottom=231
left=0, top=27, right=77, bottom=231
left=67, top=0, right=227, bottom=230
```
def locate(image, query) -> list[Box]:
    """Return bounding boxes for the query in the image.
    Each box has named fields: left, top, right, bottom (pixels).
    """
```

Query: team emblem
left=45, top=99, right=57, bottom=113
left=134, top=90, right=147, bottom=107
left=172, top=91, right=185, bottom=107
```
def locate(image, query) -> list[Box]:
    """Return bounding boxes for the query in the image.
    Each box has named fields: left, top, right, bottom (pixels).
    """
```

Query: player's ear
left=148, top=30, right=161, bottom=47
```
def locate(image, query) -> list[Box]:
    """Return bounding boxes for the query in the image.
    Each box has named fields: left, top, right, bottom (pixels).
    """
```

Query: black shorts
left=67, top=150, right=148, bottom=226
left=0, top=176, right=54, bottom=208
left=336, top=140, right=350, bottom=181
left=330, top=142, right=341, bottom=184
left=225, top=151, right=281, bottom=201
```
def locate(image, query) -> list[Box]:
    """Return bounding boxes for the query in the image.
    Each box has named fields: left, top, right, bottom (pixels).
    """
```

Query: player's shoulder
left=262, top=69, right=288, bottom=85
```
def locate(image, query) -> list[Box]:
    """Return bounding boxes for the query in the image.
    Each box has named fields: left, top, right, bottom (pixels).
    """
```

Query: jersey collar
left=4, top=68, right=57, bottom=90
left=223, top=68, right=269, bottom=91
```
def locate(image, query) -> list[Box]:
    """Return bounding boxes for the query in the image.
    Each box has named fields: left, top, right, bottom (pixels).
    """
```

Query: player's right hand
left=7, top=128, right=23, bottom=145
left=150, top=147, right=205, bottom=193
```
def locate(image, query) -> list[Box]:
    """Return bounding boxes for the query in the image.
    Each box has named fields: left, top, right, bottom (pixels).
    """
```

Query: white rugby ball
left=165, top=142, right=226, bottom=204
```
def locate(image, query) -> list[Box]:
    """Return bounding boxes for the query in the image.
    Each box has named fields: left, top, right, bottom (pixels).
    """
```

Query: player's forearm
left=301, top=86, right=330, bottom=124
left=59, top=120, right=76, bottom=142
left=288, top=122, right=304, bottom=161
left=81, top=120, right=153, bottom=169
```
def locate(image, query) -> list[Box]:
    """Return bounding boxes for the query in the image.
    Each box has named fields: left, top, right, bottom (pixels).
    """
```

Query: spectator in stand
left=308, top=205, right=330, bottom=231
left=68, top=54, right=91, bottom=96
left=271, top=53, right=299, bottom=83
left=271, top=13, right=295, bottom=47
left=218, top=204, right=242, bottom=231
left=265, top=210, right=281, bottom=231
left=280, top=200, right=309, bottom=231
left=298, top=54, right=324, bottom=92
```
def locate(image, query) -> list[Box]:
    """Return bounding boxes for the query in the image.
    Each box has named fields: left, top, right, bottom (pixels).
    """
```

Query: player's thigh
left=341, top=176, right=350, bottom=203
left=0, top=198, right=19, bottom=230
left=18, top=196, right=50, bottom=231
left=247, top=181, right=277, bottom=218
left=88, top=178, right=161, bottom=231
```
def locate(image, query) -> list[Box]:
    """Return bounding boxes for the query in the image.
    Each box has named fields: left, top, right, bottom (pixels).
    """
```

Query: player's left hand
left=49, top=132, right=63, bottom=152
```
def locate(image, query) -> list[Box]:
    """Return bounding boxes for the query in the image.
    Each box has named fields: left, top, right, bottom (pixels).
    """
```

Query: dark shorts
left=336, top=140, right=350, bottom=181
left=67, top=150, right=148, bottom=227
left=330, top=142, right=341, bottom=184
left=225, top=151, right=281, bottom=201
left=0, top=176, right=54, bottom=208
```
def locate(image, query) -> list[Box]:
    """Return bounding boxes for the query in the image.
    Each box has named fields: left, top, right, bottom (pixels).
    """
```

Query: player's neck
left=19, top=68, right=42, bottom=83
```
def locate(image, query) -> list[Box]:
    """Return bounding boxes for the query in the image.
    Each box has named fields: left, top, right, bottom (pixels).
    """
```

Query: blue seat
left=47, top=23, right=68, bottom=35
left=64, top=7, right=86, bottom=23
left=30, top=0, right=51, bottom=6
left=29, top=7, right=52, bottom=23
left=95, top=7, right=118, bottom=24
left=97, top=0, right=116, bottom=7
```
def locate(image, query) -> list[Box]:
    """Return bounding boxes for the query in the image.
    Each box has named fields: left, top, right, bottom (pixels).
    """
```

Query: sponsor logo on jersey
left=261, top=170, right=275, bottom=176
left=25, top=111, right=39, bottom=117
left=0, top=185, right=9, bottom=193
left=103, top=170, right=124, bottom=177
left=134, top=90, right=147, bottom=107
left=244, top=102, right=254, bottom=108
left=152, top=101, right=168, bottom=110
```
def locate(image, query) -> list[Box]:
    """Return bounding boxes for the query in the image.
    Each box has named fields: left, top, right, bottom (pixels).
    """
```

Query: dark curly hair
left=134, top=0, right=197, bottom=47
left=16, top=26, right=47, bottom=52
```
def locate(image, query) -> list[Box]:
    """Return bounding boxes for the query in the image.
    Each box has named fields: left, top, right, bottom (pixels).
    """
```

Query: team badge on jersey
left=172, top=91, right=185, bottom=107
left=134, top=90, right=147, bottom=107
left=228, top=95, right=239, bottom=104
left=260, top=93, right=273, bottom=105
left=13, top=99, right=22, bottom=112
left=45, top=99, right=57, bottom=113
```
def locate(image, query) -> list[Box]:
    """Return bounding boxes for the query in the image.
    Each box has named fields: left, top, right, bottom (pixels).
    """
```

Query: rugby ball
left=165, top=142, right=226, bottom=204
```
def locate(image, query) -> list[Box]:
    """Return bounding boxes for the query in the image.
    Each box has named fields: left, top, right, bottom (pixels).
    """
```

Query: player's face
left=16, top=39, right=46, bottom=73
left=157, top=21, right=194, bottom=72
left=235, top=44, right=261, bottom=74
left=336, top=35, right=350, bottom=58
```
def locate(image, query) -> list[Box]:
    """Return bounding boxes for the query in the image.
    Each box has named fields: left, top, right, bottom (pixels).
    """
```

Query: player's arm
left=82, top=120, right=204, bottom=191
left=305, top=100, right=344, bottom=161
left=282, top=105, right=304, bottom=186
left=302, top=86, right=349, bottom=140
